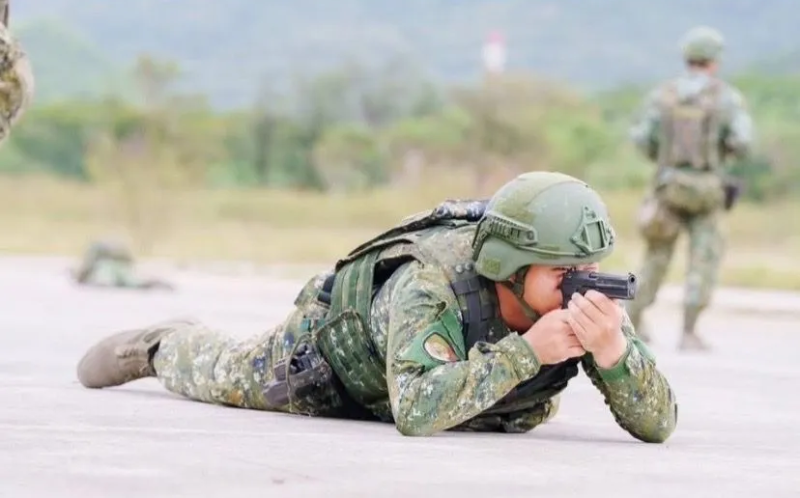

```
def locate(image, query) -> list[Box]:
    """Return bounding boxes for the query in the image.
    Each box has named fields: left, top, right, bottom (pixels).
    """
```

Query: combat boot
left=679, top=333, right=711, bottom=351
left=76, top=319, right=193, bottom=388
left=679, top=305, right=710, bottom=352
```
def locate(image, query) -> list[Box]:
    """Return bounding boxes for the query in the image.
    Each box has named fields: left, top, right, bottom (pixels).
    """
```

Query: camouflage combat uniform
left=73, top=240, right=172, bottom=290
left=151, top=198, right=677, bottom=441
left=626, top=26, right=753, bottom=349
left=0, top=1, right=35, bottom=145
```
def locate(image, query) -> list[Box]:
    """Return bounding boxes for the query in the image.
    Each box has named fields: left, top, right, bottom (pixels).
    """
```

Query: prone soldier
left=76, top=171, right=677, bottom=442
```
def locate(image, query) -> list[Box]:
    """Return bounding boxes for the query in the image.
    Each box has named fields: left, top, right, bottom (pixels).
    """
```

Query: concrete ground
left=1, top=257, right=798, bottom=498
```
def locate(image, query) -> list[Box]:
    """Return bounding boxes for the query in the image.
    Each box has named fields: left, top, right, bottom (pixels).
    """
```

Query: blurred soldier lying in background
left=72, top=239, right=174, bottom=291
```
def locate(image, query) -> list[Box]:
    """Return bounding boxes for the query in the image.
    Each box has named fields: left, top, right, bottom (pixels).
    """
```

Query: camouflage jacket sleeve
left=628, top=87, right=661, bottom=159
left=448, top=401, right=557, bottom=434
left=580, top=310, right=678, bottom=443
left=719, top=85, right=754, bottom=159
left=382, top=262, right=541, bottom=437
left=0, top=21, right=34, bottom=144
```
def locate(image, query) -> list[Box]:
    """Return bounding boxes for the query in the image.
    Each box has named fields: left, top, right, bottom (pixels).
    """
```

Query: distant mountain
left=15, top=19, right=132, bottom=103
left=13, top=0, right=800, bottom=108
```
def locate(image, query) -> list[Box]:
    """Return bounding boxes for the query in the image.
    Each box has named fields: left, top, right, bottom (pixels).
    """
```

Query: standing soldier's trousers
left=627, top=205, right=724, bottom=339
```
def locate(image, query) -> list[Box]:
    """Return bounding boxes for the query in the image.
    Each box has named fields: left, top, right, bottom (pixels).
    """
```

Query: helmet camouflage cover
left=472, top=171, right=616, bottom=282
left=680, top=25, right=724, bottom=62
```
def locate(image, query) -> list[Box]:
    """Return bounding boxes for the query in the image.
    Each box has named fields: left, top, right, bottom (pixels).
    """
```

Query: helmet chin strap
left=500, top=267, right=541, bottom=322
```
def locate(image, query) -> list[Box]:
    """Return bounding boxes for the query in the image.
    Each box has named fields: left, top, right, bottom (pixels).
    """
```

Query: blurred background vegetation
left=4, top=0, right=800, bottom=289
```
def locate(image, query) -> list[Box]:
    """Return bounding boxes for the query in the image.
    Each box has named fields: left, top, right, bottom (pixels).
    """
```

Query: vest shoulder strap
left=446, top=263, right=502, bottom=349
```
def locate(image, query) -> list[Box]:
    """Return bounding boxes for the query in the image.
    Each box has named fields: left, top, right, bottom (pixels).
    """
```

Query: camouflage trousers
left=150, top=271, right=339, bottom=413
left=152, top=320, right=282, bottom=410
left=627, top=202, right=724, bottom=333
left=76, top=260, right=171, bottom=290
left=81, top=261, right=139, bottom=287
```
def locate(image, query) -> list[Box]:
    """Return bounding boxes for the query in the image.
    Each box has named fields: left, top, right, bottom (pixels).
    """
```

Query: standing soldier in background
left=626, top=26, right=754, bottom=351
left=0, top=1, right=34, bottom=145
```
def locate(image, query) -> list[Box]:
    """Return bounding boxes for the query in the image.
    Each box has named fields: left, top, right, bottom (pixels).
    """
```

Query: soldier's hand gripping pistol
left=560, top=269, right=638, bottom=309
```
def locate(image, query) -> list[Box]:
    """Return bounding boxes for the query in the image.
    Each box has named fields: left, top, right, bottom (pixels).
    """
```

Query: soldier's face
left=523, top=263, right=600, bottom=314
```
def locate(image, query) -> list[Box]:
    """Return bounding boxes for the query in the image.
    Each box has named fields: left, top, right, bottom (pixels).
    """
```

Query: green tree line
left=1, top=54, right=796, bottom=202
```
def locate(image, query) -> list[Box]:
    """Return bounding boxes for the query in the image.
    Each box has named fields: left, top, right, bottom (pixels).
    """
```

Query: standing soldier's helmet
left=680, top=26, right=725, bottom=62
left=471, top=171, right=616, bottom=317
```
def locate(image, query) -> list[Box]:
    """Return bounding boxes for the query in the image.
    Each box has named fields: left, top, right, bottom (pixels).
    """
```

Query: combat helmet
left=471, top=171, right=616, bottom=317
left=680, top=25, right=724, bottom=62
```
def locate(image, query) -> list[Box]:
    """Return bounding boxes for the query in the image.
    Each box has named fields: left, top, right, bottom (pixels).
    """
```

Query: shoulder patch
left=423, top=333, right=459, bottom=362
left=396, top=305, right=467, bottom=370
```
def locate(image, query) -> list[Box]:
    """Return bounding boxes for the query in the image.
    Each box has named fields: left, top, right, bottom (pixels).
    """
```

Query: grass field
left=2, top=174, right=799, bottom=290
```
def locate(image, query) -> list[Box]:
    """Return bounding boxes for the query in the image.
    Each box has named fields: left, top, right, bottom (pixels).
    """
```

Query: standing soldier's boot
left=76, top=319, right=194, bottom=388
left=679, top=305, right=710, bottom=351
